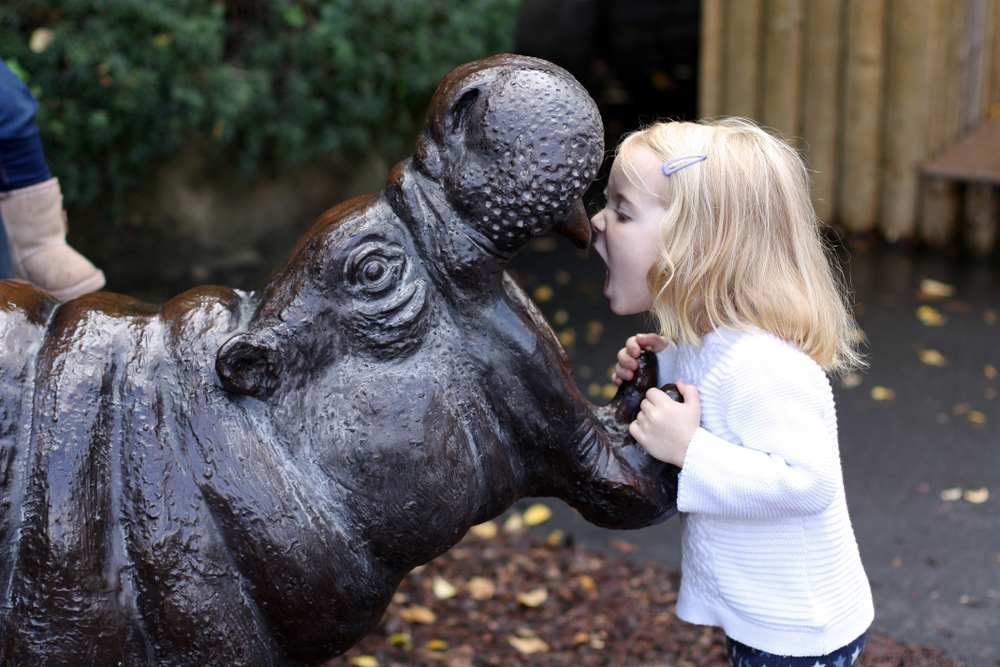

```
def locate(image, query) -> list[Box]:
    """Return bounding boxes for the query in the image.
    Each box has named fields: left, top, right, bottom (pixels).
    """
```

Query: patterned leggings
left=726, top=633, right=866, bottom=667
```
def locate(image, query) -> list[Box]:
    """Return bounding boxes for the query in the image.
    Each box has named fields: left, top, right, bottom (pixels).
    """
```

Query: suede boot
left=0, top=177, right=105, bottom=300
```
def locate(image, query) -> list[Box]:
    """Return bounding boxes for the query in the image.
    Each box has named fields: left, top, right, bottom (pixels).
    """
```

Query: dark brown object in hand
left=0, top=55, right=675, bottom=665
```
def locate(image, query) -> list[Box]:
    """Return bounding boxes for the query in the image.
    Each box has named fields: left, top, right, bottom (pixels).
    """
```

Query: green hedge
left=0, top=0, right=519, bottom=208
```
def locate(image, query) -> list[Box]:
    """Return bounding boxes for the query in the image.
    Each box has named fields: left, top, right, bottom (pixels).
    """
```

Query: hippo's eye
left=347, top=243, right=405, bottom=296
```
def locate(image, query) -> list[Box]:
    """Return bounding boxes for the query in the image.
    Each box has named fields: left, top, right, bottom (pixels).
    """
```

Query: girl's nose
left=590, top=209, right=606, bottom=234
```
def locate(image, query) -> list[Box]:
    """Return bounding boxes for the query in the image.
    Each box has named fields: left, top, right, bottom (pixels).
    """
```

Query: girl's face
left=590, top=147, right=667, bottom=315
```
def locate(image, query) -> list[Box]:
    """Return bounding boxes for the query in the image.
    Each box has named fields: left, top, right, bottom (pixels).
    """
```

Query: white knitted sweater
left=656, top=328, right=873, bottom=656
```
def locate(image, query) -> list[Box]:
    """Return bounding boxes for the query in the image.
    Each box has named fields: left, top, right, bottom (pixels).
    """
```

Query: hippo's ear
left=216, top=332, right=283, bottom=397
left=446, top=88, right=480, bottom=137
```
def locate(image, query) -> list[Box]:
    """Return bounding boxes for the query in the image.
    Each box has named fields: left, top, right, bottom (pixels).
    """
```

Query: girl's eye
left=614, top=208, right=629, bottom=222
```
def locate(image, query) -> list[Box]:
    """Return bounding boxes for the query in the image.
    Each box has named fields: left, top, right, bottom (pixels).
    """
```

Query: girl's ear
left=216, top=331, right=283, bottom=396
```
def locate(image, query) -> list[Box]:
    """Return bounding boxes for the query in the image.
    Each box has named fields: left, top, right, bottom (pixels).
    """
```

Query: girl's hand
left=613, top=333, right=668, bottom=385
left=629, top=382, right=701, bottom=468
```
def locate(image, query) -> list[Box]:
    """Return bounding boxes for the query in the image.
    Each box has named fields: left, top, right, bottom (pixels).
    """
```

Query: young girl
left=590, top=118, right=873, bottom=665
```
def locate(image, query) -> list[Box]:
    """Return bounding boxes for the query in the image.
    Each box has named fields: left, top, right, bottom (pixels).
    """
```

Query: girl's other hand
left=613, top=333, right=668, bottom=384
left=629, top=382, right=700, bottom=468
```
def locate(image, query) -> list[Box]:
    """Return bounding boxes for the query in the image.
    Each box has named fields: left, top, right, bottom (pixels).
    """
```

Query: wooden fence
left=699, top=0, right=1000, bottom=252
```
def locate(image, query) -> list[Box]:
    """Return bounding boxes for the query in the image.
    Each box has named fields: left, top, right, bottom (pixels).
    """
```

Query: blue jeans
left=0, top=59, right=55, bottom=278
left=726, top=632, right=866, bottom=667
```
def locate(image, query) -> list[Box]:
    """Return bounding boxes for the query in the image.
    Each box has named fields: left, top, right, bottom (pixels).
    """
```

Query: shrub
left=0, top=0, right=519, bottom=209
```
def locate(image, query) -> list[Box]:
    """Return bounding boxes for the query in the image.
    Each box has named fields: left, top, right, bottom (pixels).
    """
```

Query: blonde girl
left=590, top=118, right=872, bottom=665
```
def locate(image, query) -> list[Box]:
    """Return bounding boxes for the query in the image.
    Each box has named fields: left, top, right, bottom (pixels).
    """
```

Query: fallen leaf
left=507, top=636, right=549, bottom=654
left=871, top=386, right=895, bottom=401
left=552, top=309, right=570, bottom=326
left=840, top=373, right=863, bottom=389
left=586, top=320, right=603, bottom=344
left=466, top=576, right=495, bottom=600
left=533, top=285, right=554, bottom=302
left=985, top=364, right=997, bottom=379
left=590, top=638, right=606, bottom=649
left=543, top=529, right=565, bottom=547
left=968, top=411, right=988, bottom=425
left=426, top=639, right=448, bottom=651
left=432, top=577, right=458, bottom=600
left=29, top=28, right=56, bottom=53
left=610, top=538, right=639, bottom=554
left=963, top=487, right=989, bottom=504
left=530, top=238, right=557, bottom=252
left=389, top=633, right=413, bottom=648
left=940, top=488, right=963, bottom=501
left=516, top=588, right=549, bottom=607
left=891, top=556, right=902, bottom=569
left=985, top=309, right=999, bottom=325
left=918, top=349, right=948, bottom=366
left=399, top=605, right=437, bottom=624
left=469, top=521, right=498, bottom=540
left=348, top=657, right=379, bottom=667
left=523, top=503, right=552, bottom=526
left=571, top=631, right=591, bottom=646
left=557, top=328, right=576, bottom=347
left=916, top=305, right=946, bottom=326
left=503, top=512, right=524, bottom=533
left=577, top=574, right=597, bottom=591
left=918, top=279, right=956, bottom=299
left=587, top=382, right=602, bottom=397
left=601, top=383, right=618, bottom=400
left=953, top=403, right=971, bottom=415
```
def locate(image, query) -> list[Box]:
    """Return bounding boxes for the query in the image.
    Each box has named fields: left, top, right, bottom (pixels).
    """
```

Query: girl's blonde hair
left=615, top=117, right=864, bottom=374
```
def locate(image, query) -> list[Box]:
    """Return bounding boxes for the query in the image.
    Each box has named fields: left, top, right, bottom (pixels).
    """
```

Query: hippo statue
left=0, top=54, right=675, bottom=666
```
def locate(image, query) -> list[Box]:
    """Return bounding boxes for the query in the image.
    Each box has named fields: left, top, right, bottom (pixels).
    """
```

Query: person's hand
left=613, top=333, right=668, bottom=385
left=629, top=382, right=701, bottom=467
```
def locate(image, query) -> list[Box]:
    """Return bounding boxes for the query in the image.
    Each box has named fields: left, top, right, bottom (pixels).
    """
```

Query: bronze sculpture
left=0, top=55, right=676, bottom=666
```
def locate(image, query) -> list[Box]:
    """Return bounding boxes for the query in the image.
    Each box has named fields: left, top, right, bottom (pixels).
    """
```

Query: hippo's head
left=205, top=54, right=671, bottom=660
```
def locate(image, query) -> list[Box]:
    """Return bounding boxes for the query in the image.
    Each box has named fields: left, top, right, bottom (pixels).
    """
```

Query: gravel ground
left=325, top=519, right=966, bottom=667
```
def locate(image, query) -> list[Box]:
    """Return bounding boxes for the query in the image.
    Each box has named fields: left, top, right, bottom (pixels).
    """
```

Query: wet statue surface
left=0, top=55, right=677, bottom=666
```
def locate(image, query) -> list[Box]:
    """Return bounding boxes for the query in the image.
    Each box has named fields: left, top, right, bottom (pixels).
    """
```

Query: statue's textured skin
left=0, top=55, right=675, bottom=666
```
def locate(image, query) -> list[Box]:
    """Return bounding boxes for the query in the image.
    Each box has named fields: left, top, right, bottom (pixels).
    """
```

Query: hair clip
left=661, top=154, right=707, bottom=176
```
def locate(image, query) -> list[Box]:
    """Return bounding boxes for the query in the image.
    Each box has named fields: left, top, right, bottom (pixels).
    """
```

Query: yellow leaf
left=572, top=632, right=590, bottom=646
left=432, top=577, right=458, bottom=600
left=577, top=574, right=596, bottom=591
left=557, top=328, right=576, bottom=347
left=590, top=638, right=606, bottom=649
left=601, top=383, right=618, bottom=400
left=466, top=576, right=495, bottom=600
left=29, top=28, right=55, bottom=53
left=552, top=309, right=569, bottom=325
left=533, top=285, right=554, bottom=302
left=503, top=512, right=524, bottom=533
left=969, top=411, right=988, bottom=425
left=523, top=503, right=552, bottom=526
left=963, top=487, right=989, bottom=504
left=985, top=364, right=997, bottom=379
left=400, top=606, right=437, bottom=624
left=587, top=382, right=602, bottom=397
left=543, top=529, right=565, bottom=547
left=586, top=320, right=604, bottom=345
left=840, top=373, right=863, bottom=389
left=389, top=633, right=413, bottom=648
left=870, top=386, right=895, bottom=401
left=507, top=636, right=549, bottom=654
left=426, top=639, right=448, bottom=651
left=918, top=349, right=948, bottom=366
left=469, top=521, right=498, bottom=540
left=916, top=305, right=946, bottom=326
left=516, top=588, right=548, bottom=607
left=349, top=657, right=379, bottom=667
left=918, top=278, right=956, bottom=299
left=152, top=33, right=174, bottom=47
left=940, top=487, right=963, bottom=501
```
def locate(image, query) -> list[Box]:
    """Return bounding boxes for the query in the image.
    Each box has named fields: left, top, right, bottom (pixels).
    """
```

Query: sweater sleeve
left=676, top=337, right=842, bottom=519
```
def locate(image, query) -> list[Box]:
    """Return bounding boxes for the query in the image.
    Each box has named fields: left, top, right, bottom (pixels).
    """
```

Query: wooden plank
left=761, top=0, right=805, bottom=138
left=924, top=116, right=1000, bottom=183
left=962, top=0, right=989, bottom=131
left=925, top=0, right=953, bottom=158
left=920, top=178, right=962, bottom=245
left=699, top=0, right=726, bottom=118
left=837, top=0, right=886, bottom=233
left=879, top=0, right=932, bottom=241
left=723, top=0, right=763, bottom=118
left=990, top=0, right=1000, bottom=116
left=964, top=182, right=1000, bottom=253
left=800, top=0, right=844, bottom=222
